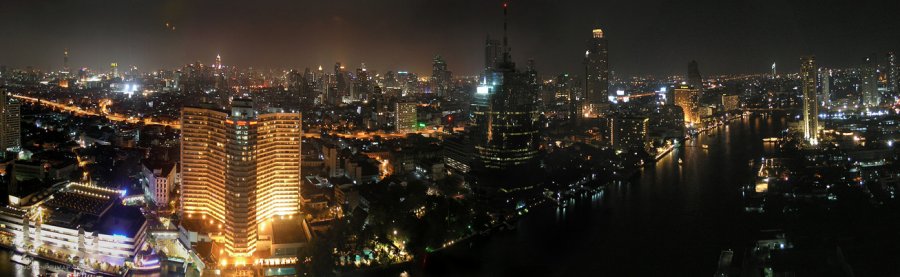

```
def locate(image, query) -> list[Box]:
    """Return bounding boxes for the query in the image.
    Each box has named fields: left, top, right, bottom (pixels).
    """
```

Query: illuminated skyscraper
left=0, top=90, right=20, bottom=155
left=861, top=55, right=879, bottom=107
left=801, top=56, right=818, bottom=143
left=181, top=99, right=302, bottom=261
left=471, top=3, right=539, bottom=171
left=256, top=111, right=302, bottom=224
left=673, top=84, right=699, bottom=125
left=888, top=51, right=897, bottom=95
left=395, top=102, right=417, bottom=133
left=820, top=68, right=831, bottom=107
left=584, top=27, right=609, bottom=117
left=63, top=48, right=69, bottom=74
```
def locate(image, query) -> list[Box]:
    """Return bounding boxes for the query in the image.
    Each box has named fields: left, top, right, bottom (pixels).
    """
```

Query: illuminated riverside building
left=0, top=90, right=21, bottom=155
left=801, top=56, right=818, bottom=143
left=180, top=99, right=302, bottom=261
left=477, top=4, right=539, bottom=171
left=609, top=115, right=649, bottom=152
left=584, top=27, right=609, bottom=117
left=673, top=84, right=699, bottom=125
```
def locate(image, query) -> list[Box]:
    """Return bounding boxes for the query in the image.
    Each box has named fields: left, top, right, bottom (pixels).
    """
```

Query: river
left=417, top=113, right=788, bottom=276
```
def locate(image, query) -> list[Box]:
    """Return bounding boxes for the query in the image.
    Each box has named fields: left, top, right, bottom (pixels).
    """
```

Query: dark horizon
left=1, top=0, right=898, bottom=77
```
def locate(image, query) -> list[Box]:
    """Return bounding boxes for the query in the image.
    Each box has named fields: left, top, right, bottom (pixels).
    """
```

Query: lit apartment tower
left=609, top=115, right=649, bottom=152
left=0, top=90, right=21, bottom=154
left=584, top=27, right=609, bottom=117
left=801, top=56, right=818, bottom=143
left=672, top=84, right=699, bottom=125
left=395, top=102, right=417, bottom=133
left=687, top=60, right=703, bottom=94
left=181, top=100, right=303, bottom=260
left=861, top=55, right=879, bottom=107
left=256, top=111, right=302, bottom=224
left=224, top=99, right=258, bottom=258
left=431, top=55, right=451, bottom=97
left=180, top=105, right=228, bottom=224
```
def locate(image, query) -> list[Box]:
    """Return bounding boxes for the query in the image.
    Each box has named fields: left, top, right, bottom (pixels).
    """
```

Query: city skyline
left=1, top=0, right=899, bottom=76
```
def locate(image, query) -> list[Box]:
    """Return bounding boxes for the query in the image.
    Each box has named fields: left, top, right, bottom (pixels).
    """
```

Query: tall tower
left=470, top=2, right=540, bottom=211
left=63, top=48, right=69, bottom=74
left=820, top=68, right=831, bottom=107
left=0, top=90, right=21, bottom=155
left=687, top=60, right=702, bottom=92
left=584, top=27, right=609, bottom=117
left=431, top=55, right=451, bottom=97
left=861, top=55, right=879, bottom=107
left=801, top=56, right=818, bottom=143
left=181, top=99, right=302, bottom=262
left=256, top=112, right=303, bottom=224
left=888, top=51, right=898, bottom=95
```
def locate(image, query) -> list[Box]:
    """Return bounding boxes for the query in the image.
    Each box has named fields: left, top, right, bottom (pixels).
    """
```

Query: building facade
left=584, top=28, right=609, bottom=117
left=801, top=56, right=819, bottom=143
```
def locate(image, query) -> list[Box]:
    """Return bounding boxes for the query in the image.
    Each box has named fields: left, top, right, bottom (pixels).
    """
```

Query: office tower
left=431, top=55, right=451, bottom=97
left=861, top=55, right=879, bottom=107
left=673, top=84, right=699, bottom=125
left=485, top=36, right=502, bottom=74
left=889, top=51, right=897, bottom=95
left=820, top=68, right=831, bottom=107
left=609, top=115, right=649, bottom=152
left=0, top=90, right=21, bottom=155
left=181, top=99, right=302, bottom=261
left=395, top=102, right=417, bottom=133
left=256, top=111, right=302, bottom=224
left=63, top=48, right=69, bottom=74
left=110, top=63, right=119, bottom=79
left=471, top=3, right=539, bottom=171
left=801, top=56, right=818, bottom=143
left=584, top=27, right=609, bottom=117
left=688, top=60, right=703, bottom=92
left=771, top=62, right=777, bottom=77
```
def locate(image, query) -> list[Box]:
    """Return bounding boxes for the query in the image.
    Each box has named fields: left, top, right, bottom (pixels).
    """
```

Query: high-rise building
left=485, top=36, right=502, bottom=74
left=180, top=99, right=301, bottom=262
left=672, top=84, right=699, bottom=125
left=256, top=111, right=302, bottom=224
left=888, top=51, right=898, bottom=95
left=820, top=68, right=831, bottom=107
left=688, top=60, right=703, bottom=94
left=471, top=4, right=539, bottom=171
left=584, top=27, right=609, bottom=117
left=801, top=56, right=818, bottom=143
left=0, top=90, right=21, bottom=155
left=861, top=55, right=880, bottom=107
left=431, top=55, right=451, bottom=97
left=396, top=102, right=417, bottom=133
left=63, top=48, right=69, bottom=74
left=609, top=115, right=649, bottom=152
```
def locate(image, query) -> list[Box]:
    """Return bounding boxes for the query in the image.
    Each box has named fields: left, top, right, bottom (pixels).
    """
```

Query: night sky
left=1, top=0, right=898, bottom=77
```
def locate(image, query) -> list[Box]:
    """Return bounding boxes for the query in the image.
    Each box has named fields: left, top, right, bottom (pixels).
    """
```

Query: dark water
left=420, top=114, right=788, bottom=276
